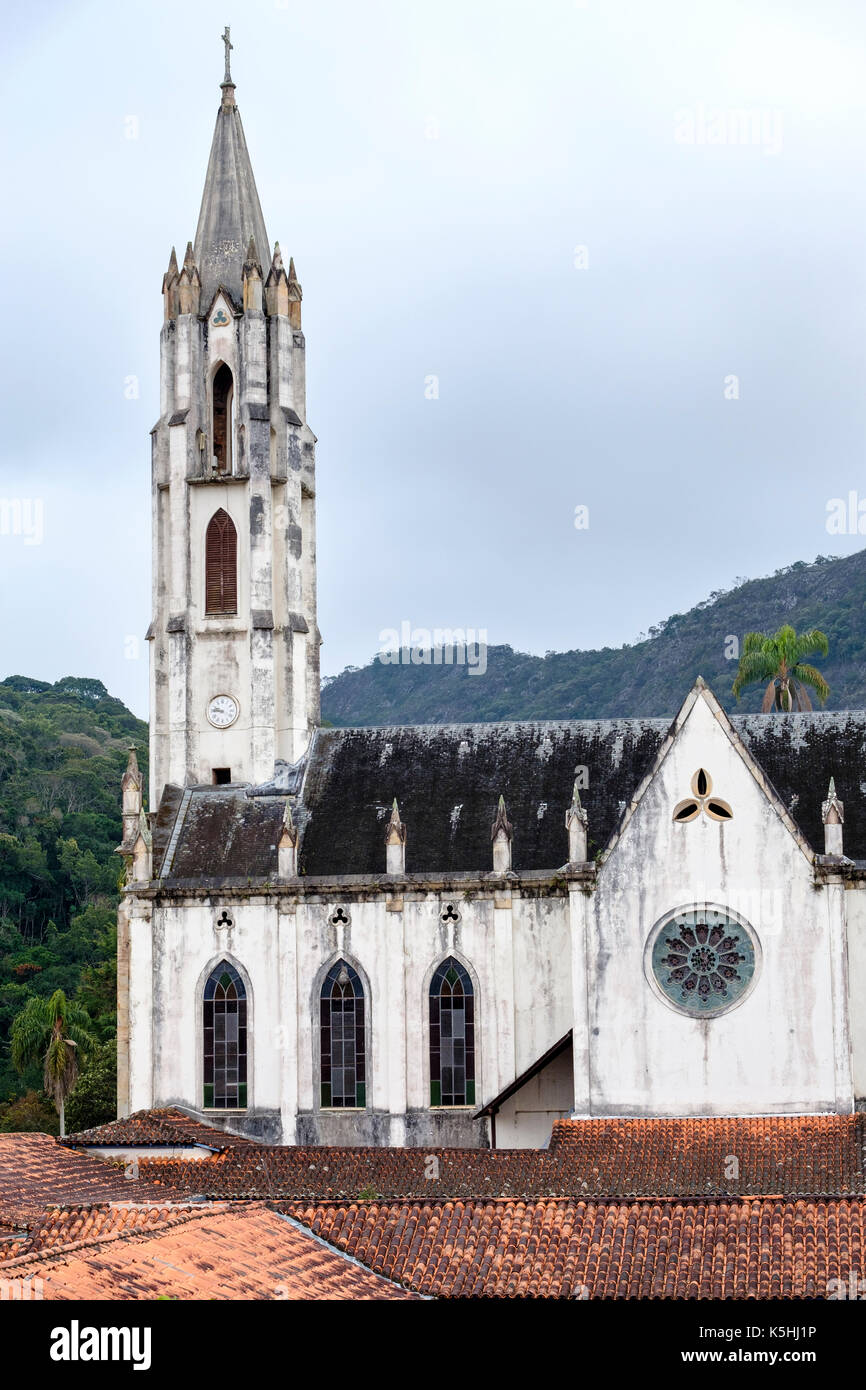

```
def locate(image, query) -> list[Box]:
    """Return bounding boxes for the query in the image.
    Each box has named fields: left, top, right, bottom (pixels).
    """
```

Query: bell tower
left=147, top=32, right=320, bottom=808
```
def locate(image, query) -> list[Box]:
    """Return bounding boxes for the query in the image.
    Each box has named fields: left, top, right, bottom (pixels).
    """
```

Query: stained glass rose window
left=648, top=907, right=758, bottom=1017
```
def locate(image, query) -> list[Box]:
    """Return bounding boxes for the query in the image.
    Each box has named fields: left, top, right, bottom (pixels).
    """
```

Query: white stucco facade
left=581, top=691, right=849, bottom=1117
left=119, top=683, right=866, bottom=1147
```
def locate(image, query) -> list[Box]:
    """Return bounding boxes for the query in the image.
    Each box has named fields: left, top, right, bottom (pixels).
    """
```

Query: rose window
left=649, top=907, right=757, bottom=1017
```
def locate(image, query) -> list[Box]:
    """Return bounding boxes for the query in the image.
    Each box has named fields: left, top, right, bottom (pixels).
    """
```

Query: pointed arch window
left=320, top=961, right=365, bottom=1108
left=212, top=362, right=234, bottom=474
left=203, top=960, right=247, bottom=1109
left=205, top=509, right=237, bottom=614
left=430, top=958, right=475, bottom=1106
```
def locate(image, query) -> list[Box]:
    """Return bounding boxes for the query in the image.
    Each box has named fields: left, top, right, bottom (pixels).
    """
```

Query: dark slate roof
left=151, top=784, right=185, bottom=877
left=151, top=707, right=866, bottom=883
left=734, top=711, right=866, bottom=860
left=297, top=719, right=668, bottom=875
left=162, top=788, right=285, bottom=881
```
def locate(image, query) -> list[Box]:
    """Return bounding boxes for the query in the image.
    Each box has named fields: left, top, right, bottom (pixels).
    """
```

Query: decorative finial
left=566, top=777, right=588, bottom=862
left=277, top=801, right=299, bottom=878
left=822, top=777, right=844, bottom=825
left=385, top=799, right=406, bottom=875
left=822, top=775, right=845, bottom=855
left=386, top=798, right=406, bottom=842
left=280, top=801, right=298, bottom=846
left=121, top=746, right=142, bottom=790
left=221, top=25, right=234, bottom=86
left=491, top=795, right=512, bottom=841
left=491, top=794, right=513, bottom=873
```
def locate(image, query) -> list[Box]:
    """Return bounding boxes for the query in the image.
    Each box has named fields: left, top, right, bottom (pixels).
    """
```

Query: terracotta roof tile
left=287, top=1196, right=866, bottom=1299
left=0, top=1203, right=208, bottom=1265
left=13, top=1204, right=415, bottom=1300
left=62, top=1107, right=256, bottom=1151
left=0, top=1133, right=187, bottom=1219
left=135, top=1114, right=866, bottom=1202
left=544, top=1114, right=866, bottom=1194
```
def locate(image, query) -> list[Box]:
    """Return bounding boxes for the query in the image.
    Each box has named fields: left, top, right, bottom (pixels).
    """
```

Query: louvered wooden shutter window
left=205, top=509, right=238, bottom=614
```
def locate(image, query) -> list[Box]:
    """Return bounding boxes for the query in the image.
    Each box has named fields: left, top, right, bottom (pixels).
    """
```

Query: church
left=116, top=41, right=866, bottom=1149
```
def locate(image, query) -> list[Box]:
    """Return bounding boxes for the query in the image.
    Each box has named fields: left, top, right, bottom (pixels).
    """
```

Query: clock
left=207, top=694, right=239, bottom=729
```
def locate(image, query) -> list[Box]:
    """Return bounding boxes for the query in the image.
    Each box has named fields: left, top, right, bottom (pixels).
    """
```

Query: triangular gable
left=204, top=287, right=240, bottom=323
left=600, top=677, right=815, bottom=865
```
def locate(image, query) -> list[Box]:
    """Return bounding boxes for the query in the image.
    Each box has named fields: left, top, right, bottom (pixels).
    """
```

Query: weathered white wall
left=149, top=279, right=318, bottom=806
left=294, top=891, right=570, bottom=1140
left=585, top=693, right=844, bottom=1115
left=846, top=889, right=866, bottom=1103
left=138, top=886, right=572, bottom=1146
left=149, top=898, right=284, bottom=1140
left=494, top=1048, right=574, bottom=1149
left=187, top=484, right=250, bottom=784
left=127, top=904, right=154, bottom=1114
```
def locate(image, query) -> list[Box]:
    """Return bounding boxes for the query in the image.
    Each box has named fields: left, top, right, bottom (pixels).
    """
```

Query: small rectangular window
left=213, top=768, right=231, bottom=785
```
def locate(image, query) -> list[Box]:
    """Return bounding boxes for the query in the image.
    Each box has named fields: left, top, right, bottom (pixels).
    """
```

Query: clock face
left=207, top=694, right=239, bottom=729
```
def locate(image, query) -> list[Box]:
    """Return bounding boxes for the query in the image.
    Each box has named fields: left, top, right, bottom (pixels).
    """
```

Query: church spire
left=193, top=27, right=269, bottom=310
left=149, top=40, right=319, bottom=805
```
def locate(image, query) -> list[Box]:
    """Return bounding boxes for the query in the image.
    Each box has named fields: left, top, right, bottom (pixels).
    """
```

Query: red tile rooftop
left=129, top=1113, right=866, bottom=1202
left=61, top=1106, right=256, bottom=1151
left=8, top=1204, right=417, bottom=1300
left=0, top=1133, right=187, bottom=1218
left=545, top=1114, right=866, bottom=1194
left=5, top=1115, right=866, bottom=1300
left=0, top=1202, right=212, bottom=1265
left=286, top=1196, right=866, bottom=1300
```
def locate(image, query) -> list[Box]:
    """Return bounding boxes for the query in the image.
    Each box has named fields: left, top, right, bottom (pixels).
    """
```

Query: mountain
left=321, top=550, right=866, bottom=726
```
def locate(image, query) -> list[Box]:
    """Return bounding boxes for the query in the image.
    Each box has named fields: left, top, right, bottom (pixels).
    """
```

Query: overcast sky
left=2, top=0, right=865, bottom=718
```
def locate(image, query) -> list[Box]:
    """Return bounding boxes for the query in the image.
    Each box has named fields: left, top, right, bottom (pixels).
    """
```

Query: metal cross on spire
left=221, top=25, right=234, bottom=85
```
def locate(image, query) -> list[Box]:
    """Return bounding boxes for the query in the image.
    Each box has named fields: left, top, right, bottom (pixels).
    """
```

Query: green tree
left=732, top=625, right=830, bottom=711
left=0, top=1090, right=58, bottom=1134
left=53, top=677, right=109, bottom=703
left=10, top=989, right=97, bottom=1136
left=66, top=1040, right=117, bottom=1132
left=58, top=838, right=115, bottom=907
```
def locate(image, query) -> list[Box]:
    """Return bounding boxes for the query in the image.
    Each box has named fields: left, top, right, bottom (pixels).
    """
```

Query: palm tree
left=11, top=990, right=97, bottom=1137
left=732, top=624, right=830, bottom=711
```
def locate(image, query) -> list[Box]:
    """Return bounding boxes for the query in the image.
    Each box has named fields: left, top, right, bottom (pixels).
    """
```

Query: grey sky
left=2, top=0, right=865, bottom=719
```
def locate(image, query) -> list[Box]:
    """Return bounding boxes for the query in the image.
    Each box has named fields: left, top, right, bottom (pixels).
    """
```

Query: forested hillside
left=321, top=551, right=866, bottom=726
left=0, top=676, right=147, bottom=1130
